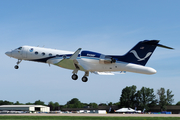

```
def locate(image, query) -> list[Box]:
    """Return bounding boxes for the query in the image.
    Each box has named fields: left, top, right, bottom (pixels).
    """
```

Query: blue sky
left=1, top=0, right=180, bottom=105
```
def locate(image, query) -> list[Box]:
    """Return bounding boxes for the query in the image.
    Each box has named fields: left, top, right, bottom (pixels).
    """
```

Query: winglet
left=70, top=48, right=82, bottom=59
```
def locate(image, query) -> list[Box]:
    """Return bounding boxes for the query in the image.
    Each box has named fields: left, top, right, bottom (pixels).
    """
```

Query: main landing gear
left=71, top=71, right=89, bottom=82
left=82, top=76, right=88, bottom=82
left=14, top=59, right=22, bottom=69
left=72, top=74, right=78, bottom=80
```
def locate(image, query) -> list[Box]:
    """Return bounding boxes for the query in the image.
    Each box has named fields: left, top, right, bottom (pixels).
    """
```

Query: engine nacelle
left=99, top=55, right=116, bottom=64
left=80, top=51, right=116, bottom=64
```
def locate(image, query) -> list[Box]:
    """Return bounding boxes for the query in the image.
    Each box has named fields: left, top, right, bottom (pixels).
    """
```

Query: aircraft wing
left=54, top=48, right=86, bottom=71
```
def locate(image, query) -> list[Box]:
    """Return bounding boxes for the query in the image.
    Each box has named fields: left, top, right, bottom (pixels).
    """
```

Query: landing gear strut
left=82, top=71, right=89, bottom=82
left=72, top=68, right=79, bottom=80
left=71, top=65, right=89, bottom=82
left=14, top=59, right=22, bottom=69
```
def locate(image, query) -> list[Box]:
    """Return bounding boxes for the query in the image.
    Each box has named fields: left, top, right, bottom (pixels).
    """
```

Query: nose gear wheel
left=14, top=59, right=22, bottom=69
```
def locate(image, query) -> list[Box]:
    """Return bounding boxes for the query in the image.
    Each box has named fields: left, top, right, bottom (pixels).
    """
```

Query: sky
left=1, top=0, right=180, bottom=105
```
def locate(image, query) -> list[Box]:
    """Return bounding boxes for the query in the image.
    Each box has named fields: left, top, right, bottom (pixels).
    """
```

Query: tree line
left=0, top=99, right=100, bottom=111
left=0, top=85, right=179, bottom=111
left=120, top=85, right=174, bottom=111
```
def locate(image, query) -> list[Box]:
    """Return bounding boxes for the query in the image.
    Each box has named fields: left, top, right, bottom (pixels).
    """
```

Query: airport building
left=0, top=105, right=50, bottom=113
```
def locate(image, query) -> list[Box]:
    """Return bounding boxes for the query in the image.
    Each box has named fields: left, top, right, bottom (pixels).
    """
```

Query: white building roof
left=0, top=105, right=50, bottom=112
left=0, top=105, right=48, bottom=108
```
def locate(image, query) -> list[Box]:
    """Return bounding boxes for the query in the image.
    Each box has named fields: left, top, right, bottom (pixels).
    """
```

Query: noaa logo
left=29, top=48, right=34, bottom=52
left=130, top=50, right=152, bottom=61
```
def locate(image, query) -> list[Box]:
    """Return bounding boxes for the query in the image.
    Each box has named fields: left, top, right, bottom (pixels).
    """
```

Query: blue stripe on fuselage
left=81, top=51, right=101, bottom=58
left=28, top=54, right=73, bottom=63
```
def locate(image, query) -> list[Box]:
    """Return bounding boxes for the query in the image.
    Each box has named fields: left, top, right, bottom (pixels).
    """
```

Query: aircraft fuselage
left=6, top=40, right=173, bottom=82
left=6, top=45, right=156, bottom=75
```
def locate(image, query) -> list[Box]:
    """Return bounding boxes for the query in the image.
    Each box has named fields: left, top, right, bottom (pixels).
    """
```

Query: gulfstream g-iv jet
left=5, top=40, right=173, bottom=82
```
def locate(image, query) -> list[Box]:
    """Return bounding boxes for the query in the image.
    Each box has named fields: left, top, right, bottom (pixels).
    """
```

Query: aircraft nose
left=5, top=51, right=12, bottom=57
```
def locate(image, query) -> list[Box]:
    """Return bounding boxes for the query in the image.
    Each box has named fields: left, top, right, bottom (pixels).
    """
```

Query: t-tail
left=120, top=40, right=173, bottom=66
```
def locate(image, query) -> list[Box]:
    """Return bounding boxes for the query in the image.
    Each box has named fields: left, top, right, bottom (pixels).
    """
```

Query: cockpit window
left=17, top=47, right=22, bottom=50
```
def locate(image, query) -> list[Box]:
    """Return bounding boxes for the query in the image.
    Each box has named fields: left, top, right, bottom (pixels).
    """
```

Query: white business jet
left=5, top=40, right=173, bottom=82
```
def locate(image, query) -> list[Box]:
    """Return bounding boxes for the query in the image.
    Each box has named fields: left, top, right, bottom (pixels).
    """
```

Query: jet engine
left=80, top=51, right=116, bottom=64
left=99, top=55, right=116, bottom=64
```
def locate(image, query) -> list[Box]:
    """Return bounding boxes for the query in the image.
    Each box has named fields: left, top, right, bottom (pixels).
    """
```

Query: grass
left=0, top=116, right=180, bottom=120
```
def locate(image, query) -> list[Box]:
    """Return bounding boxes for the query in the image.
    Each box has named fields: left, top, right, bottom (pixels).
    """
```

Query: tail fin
left=121, top=40, right=173, bottom=66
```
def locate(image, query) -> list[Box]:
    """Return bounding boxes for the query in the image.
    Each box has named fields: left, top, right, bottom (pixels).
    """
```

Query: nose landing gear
left=14, top=65, right=19, bottom=69
left=14, top=59, right=22, bottom=69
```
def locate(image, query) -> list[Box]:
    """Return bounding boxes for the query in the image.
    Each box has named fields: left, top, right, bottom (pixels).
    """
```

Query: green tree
left=120, top=85, right=137, bottom=108
left=157, top=88, right=174, bottom=111
left=113, top=102, right=120, bottom=106
left=48, top=101, right=55, bottom=111
left=54, top=102, right=60, bottom=110
left=89, top=103, right=98, bottom=108
left=99, top=103, right=107, bottom=106
left=157, top=88, right=166, bottom=111
left=25, top=102, right=34, bottom=105
left=14, top=101, right=24, bottom=105
left=166, top=89, right=174, bottom=105
left=176, top=101, right=180, bottom=105
left=135, top=87, right=157, bottom=111
left=0, top=100, right=13, bottom=105
left=34, top=100, right=46, bottom=105
left=66, top=98, right=83, bottom=108
left=108, top=102, right=113, bottom=106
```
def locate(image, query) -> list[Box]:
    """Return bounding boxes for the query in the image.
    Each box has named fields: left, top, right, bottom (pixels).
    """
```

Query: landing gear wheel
left=14, top=65, right=19, bottom=69
left=82, top=76, right=88, bottom=82
left=72, top=74, right=78, bottom=80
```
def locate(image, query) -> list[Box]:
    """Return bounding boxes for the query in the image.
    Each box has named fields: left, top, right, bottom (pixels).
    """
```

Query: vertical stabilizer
left=121, top=40, right=160, bottom=66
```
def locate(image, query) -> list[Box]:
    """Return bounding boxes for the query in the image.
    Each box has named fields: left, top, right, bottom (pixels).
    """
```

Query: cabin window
left=49, top=53, right=52, bottom=56
left=42, top=52, right=45, bottom=56
left=17, top=47, right=22, bottom=50
left=35, top=51, right=38, bottom=55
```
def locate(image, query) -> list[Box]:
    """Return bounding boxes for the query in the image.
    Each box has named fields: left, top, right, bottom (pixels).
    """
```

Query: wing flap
left=93, top=72, right=115, bottom=75
left=93, top=71, right=126, bottom=75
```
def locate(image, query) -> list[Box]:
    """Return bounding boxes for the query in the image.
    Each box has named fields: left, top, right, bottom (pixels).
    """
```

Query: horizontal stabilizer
left=156, top=44, right=174, bottom=49
left=143, top=40, right=174, bottom=49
